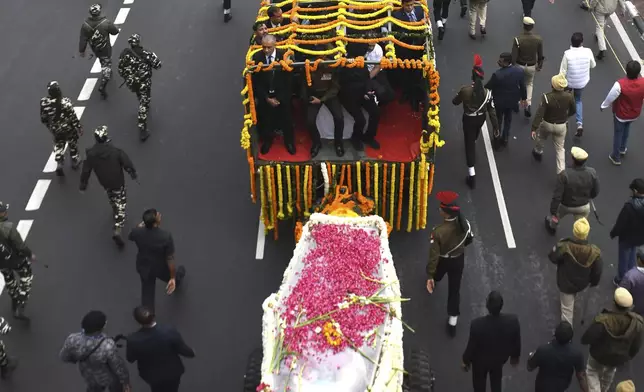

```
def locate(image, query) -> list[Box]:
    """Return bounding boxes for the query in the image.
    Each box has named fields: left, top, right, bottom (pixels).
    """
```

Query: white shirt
left=600, top=81, right=633, bottom=122
left=265, top=49, right=277, bottom=64
left=560, top=46, right=596, bottom=89
left=365, top=44, right=383, bottom=72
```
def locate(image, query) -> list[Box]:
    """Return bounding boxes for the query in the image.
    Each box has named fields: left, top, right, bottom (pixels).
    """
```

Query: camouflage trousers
left=98, top=56, right=112, bottom=91
left=1, top=258, right=33, bottom=309
left=135, top=83, right=152, bottom=131
left=53, top=132, right=80, bottom=163
left=0, top=340, right=6, bottom=367
left=106, top=186, right=127, bottom=229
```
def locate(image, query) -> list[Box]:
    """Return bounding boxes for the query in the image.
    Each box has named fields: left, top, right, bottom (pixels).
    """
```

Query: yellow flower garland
left=277, top=164, right=284, bottom=220
left=407, top=162, right=415, bottom=233
left=389, top=163, right=396, bottom=227
left=265, top=166, right=274, bottom=230
left=286, top=165, right=293, bottom=215
left=374, top=163, right=379, bottom=214
left=421, top=163, right=429, bottom=230
left=304, top=166, right=311, bottom=218
left=356, top=161, right=362, bottom=196
left=416, top=159, right=423, bottom=231
left=240, top=114, right=252, bottom=150
left=259, top=167, right=268, bottom=234
left=332, top=164, right=337, bottom=187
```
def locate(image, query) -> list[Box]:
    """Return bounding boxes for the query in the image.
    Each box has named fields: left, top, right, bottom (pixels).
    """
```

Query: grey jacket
left=60, top=332, right=129, bottom=389
left=589, top=0, right=618, bottom=14
left=550, top=165, right=599, bottom=215
left=79, top=16, right=119, bottom=55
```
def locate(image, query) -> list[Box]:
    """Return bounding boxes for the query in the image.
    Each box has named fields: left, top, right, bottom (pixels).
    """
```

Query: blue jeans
left=573, top=88, right=583, bottom=125
left=617, top=241, right=637, bottom=281
left=610, top=116, right=633, bottom=162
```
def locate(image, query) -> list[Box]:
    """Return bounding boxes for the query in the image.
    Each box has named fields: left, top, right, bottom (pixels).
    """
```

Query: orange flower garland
left=323, top=321, right=342, bottom=346
left=428, top=162, right=435, bottom=196
left=365, top=162, right=371, bottom=196
left=247, top=150, right=256, bottom=203
left=245, top=73, right=257, bottom=124
left=381, top=163, right=387, bottom=219
left=339, top=164, right=346, bottom=187
left=259, top=167, right=269, bottom=232
left=294, top=221, right=303, bottom=243
left=295, top=166, right=301, bottom=215
left=326, top=162, right=332, bottom=188
left=270, top=166, right=279, bottom=240
left=396, top=163, right=405, bottom=231
left=346, top=164, right=352, bottom=193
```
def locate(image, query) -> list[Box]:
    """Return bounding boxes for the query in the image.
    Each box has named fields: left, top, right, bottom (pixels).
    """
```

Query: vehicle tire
left=407, top=349, right=435, bottom=392
left=243, top=348, right=263, bottom=392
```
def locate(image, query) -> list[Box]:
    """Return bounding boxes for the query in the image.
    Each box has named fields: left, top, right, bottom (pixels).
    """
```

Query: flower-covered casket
left=259, top=213, right=406, bottom=392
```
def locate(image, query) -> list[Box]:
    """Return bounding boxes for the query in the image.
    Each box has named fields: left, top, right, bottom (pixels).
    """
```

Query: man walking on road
left=527, top=321, right=588, bottom=392
left=485, top=52, right=527, bottom=150
left=531, top=74, right=576, bottom=174
left=512, top=17, right=544, bottom=117
left=462, top=291, right=521, bottom=392
left=128, top=209, right=186, bottom=312
left=579, top=0, right=617, bottom=60
left=60, top=310, right=131, bottom=392
left=548, top=217, right=603, bottom=326
left=601, top=60, right=644, bottom=166
left=426, top=191, right=473, bottom=337
left=545, top=147, right=599, bottom=234
left=581, top=288, right=643, bottom=392
left=467, top=0, right=489, bottom=40
left=79, top=4, right=120, bottom=99
left=126, top=306, right=195, bottom=392
left=40, top=81, right=83, bottom=177
left=0, top=201, right=35, bottom=322
left=620, top=247, right=644, bottom=317
left=560, top=32, right=596, bottom=137
left=610, top=179, right=644, bottom=285
left=79, top=126, right=138, bottom=247
left=118, top=34, right=162, bottom=141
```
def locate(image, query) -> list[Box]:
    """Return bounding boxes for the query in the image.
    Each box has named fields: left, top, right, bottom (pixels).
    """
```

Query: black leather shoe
left=112, top=228, right=125, bottom=247
left=224, top=13, right=232, bottom=23
left=596, top=50, right=605, bottom=60
left=364, top=138, right=380, bottom=150
left=260, top=141, right=272, bottom=155
left=335, top=142, right=345, bottom=157
left=351, top=138, right=364, bottom=151
left=310, top=143, right=321, bottom=158
left=438, top=26, right=445, bottom=40
left=466, top=175, right=476, bottom=189
left=98, top=87, right=108, bottom=100
left=480, top=26, right=486, bottom=35
left=460, top=6, right=467, bottom=17
left=13, top=305, right=29, bottom=322
left=286, top=143, right=296, bottom=155
left=532, top=150, right=542, bottom=162
left=0, top=357, right=18, bottom=380
left=524, top=105, right=531, bottom=118
left=468, top=33, right=476, bottom=40
left=446, top=321, right=456, bottom=338
left=575, top=127, right=583, bottom=137
left=139, top=129, right=150, bottom=142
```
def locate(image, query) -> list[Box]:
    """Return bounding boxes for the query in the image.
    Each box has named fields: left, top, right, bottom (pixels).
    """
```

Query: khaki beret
left=573, top=218, right=590, bottom=240
left=615, top=287, right=634, bottom=308
left=616, top=380, right=635, bottom=392
left=523, top=16, right=535, bottom=25
left=571, top=146, right=588, bottom=161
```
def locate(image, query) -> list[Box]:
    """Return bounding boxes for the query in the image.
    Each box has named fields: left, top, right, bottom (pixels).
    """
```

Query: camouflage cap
left=89, top=4, right=102, bottom=16
left=0, top=201, right=9, bottom=213
left=128, top=33, right=141, bottom=46
left=94, top=125, right=109, bottom=142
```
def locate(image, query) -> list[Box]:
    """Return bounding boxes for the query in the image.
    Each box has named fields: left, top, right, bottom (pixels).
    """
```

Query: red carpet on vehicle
left=257, top=98, right=422, bottom=163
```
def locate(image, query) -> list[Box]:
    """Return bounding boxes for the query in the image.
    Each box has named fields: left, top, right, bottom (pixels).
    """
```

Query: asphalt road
left=1, top=0, right=643, bottom=391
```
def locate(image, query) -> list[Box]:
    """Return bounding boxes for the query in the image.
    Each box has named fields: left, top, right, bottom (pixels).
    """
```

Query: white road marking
left=90, top=58, right=101, bottom=74
left=16, top=220, right=34, bottom=240
left=609, top=13, right=644, bottom=76
left=77, top=79, right=97, bottom=101
left=74, top=107, right=85, bottom=120
left=25, top=180, right=52, bottom=211
left=481, top=123, right=516, bottom=249
left=256, top=211, right=266, bottom=259
left=110, top=33, right=119, bottom=47
left=114, top=8, right=130, bottom=25
left=124, top=0, right=134, bottom=4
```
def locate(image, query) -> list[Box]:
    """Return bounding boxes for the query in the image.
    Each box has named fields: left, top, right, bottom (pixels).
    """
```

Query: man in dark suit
left=252, top=34, right=295, bottom=155
left=484, top=52, right=527, bottom=150
left=266, top=5, right=297, bottom=28
left=126, top=306, right=195, bottom=392
left=462, top=291, right=521, bottom=392
left=393, top=0, right=425, bottom=110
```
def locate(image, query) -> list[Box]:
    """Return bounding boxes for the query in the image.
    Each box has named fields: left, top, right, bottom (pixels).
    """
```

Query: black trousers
left=306, top=97, right=344, bottom=144
left=472, top=364, right=503, bottom=392
left=462, top=114, right=486, bottom=168
left=433, top=0, right=451, bottom=22
left=149, top=377, right=181, bottom=392
left=434, top=253, right=464, bottom=316
left=257, top=99, right=294, bottom=145
left=371, top=72, right=395, bottom=105
left=521, top=0, right=536, bottom=16
left=340, top=95, right=380, bottom=142
left=140, top=266, right=184, bottom=312
left=495, top=107, right=514, bottom=142
left=223, top=0, right=231, bottom=10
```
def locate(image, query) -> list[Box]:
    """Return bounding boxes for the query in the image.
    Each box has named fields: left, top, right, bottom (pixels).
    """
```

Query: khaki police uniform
left=511, top=30, right=544, bottom=107
left=532, top=90, right=576, bottom=174
left=468, top=0, right=490, bottom=36
left=427, top=218, right=472, bottom=317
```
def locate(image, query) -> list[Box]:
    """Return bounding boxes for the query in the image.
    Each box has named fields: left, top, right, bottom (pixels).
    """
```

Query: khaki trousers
left=560, top=292, right=576, bottom=326
left=586, top=355, right=616, bottom=392
left=518, top=64, right=536, bottom=106
left=595, top=12, right=610, bottom=52
left=557, top=203, right=590, bottom=221
left=468, top=2, right=487, bottom=34
left=534, top=121, right=567, bottom=174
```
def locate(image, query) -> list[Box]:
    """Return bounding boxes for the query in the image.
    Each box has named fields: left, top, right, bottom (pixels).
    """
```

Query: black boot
left=310, top=142, right=321, bottom=158
left=460, top=6, right=467, bottom=17
left=55, top=161, right=65, bottom=177
left=335, top=142, right=345, bottom=157
left=446, top=320, right=456, bottom=337
left=139, top=128, right=151, bottom=142
left=13, top=302, right=29, bottom=322
left=466, top=175, right=476, bottom=189
left=531, top=149, right=542, bottom=162
left=112, top=227, right=125, bottom=247
left=71, top=157, right=81, bottom=170
left=98, top=84, right=108, bottom=100
left=224, top=12, right=232, bottom=23
left=596, top=50, right=605, bottom=60
left=438, top=26, right=445, bottom=40
left=524, top=105, right=531, bottom=118
left=0, top=358, right=18, bottom=380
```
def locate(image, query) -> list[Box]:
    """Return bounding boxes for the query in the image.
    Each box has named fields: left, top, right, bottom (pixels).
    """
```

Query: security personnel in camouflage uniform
left=79, top=4, right=120, bottom=99
left=40, top=81, right=83, bottom=176
left=511, top=17, right=544, bottom=118
left=0, top=201, right=35, bottom=322
left=80, top=127, right=138, bottom=247
left=531, top=74, right=576, bottom=174
left=453, top=54, right=499, bottom=189
left=118, top=34, right=162, bottom=141
left=426, top=191, right=474, bottom=337
left=545, top=147, right=600, bottom=234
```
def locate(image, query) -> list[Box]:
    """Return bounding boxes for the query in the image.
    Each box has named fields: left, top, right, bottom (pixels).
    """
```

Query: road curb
left=619, top=0, right=644, bottom=41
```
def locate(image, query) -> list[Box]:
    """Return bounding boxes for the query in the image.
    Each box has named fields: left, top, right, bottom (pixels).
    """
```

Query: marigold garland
left=331, top=164, right=337, bottom=187
left=365, top=162, right=371, bottom=196
left=407, top=162, right=415, bottom=233
left=322, top=321, right=343, bottom=346
left=381, top=163, right=388, bottom=219
left=303, top=165, right=309, bottom=217
left=247, top=149, right=256, bottom=203
left=339, top=164, right=346, bottom=187
left=286, top=165, right=293, bottom=215
left=259, top=167, right=269, bottom=234
left=295, top=166, right=302, bottom=215
left=374, top=163, right=379, bottom=214
left=270, top=166, right=279, bottom=240
left=244, top=73, right=256, bottom=124
left=326, top=162, right=332, bottom=188
left=416, top=160, right=423, bottom=231
left=396, top=163, right=405, bottom=231
left=347, top=164, right=352, bottom=193
left=356, top=161, right=362, bottom=196
left=294, top=221, right=303, bottom=243
left=277, top=164, right=284, bottom=220
left=389, top=163, right=396, bottom=227
left=421, top=164, right=429, bottom=230
left=264, top=166, right=274, bottom=230
left=428, top=162, right=435, bottom=196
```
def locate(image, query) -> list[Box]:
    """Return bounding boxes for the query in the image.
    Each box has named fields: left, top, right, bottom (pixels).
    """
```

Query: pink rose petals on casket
left=281, top=224, right=386, bottom=359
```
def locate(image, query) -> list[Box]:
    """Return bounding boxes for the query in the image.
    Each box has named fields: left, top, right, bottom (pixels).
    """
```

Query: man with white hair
left=580, top=0, right=618, bottom=60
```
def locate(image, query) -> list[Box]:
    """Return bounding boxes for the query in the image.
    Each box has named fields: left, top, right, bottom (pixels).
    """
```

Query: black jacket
left=79, top=16, right=119, bottom=56
left=550, top=166, right=599, bottom=215
left=0, top=219, right=32, bottom=269
left=251, top=49, right=292, bottom=103
left=484, top=65, right=527, bottom=110
left=339, top=67, right=373, bottom=100
left=581, top=308, right=643, bottom=367
left=610, top=196, right=644, bottom=247
left=80, top=142, right=136, bottom=191
left=126, top=324, right=195, bottom=384
left=549, top=238, right=602, bottom=294
left=463, top=313, right=521, bottom=367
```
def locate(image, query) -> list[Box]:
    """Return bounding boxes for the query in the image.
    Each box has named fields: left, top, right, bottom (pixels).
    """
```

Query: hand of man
left=267, top=98, right=280, bottom=107
left=138, top=221, right=145, bottom=228
left=78, top=127, right=84, bottom=136
left=510, top=357, right=520, bottom=366
left=310, top=97, right=321, bottom=105
left=461, top=362, right=470, bottom=372
left=31, top=254, right=37, bottom=261
left=166, top=279, right=176, bottom=294
left=426, top=279, right=435, bottom=294
left=531, top=131, right=537, bottom=140
left=123, top=385, right=131, bottom=392
left=79, top=52, right=86, bottom=58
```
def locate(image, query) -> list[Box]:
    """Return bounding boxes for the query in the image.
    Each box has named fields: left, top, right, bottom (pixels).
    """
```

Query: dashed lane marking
left=114, top=8, right=130, bottom=25
left=110, top=33, right=119, bottom=47
left=25, top=180, right=52, bottom=211
left=77, top=79, right=97, bottom=101
left=481, top=123, right=516, bottom=249
left=256, top=211, right=266, bottom=259
left=44, top=107, right=84, bottom=173
left=91, top=59, right=101, bottom=74
left=123, top=0, right=134, bottom=4
left=17, top=220, right=33, bottom=241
